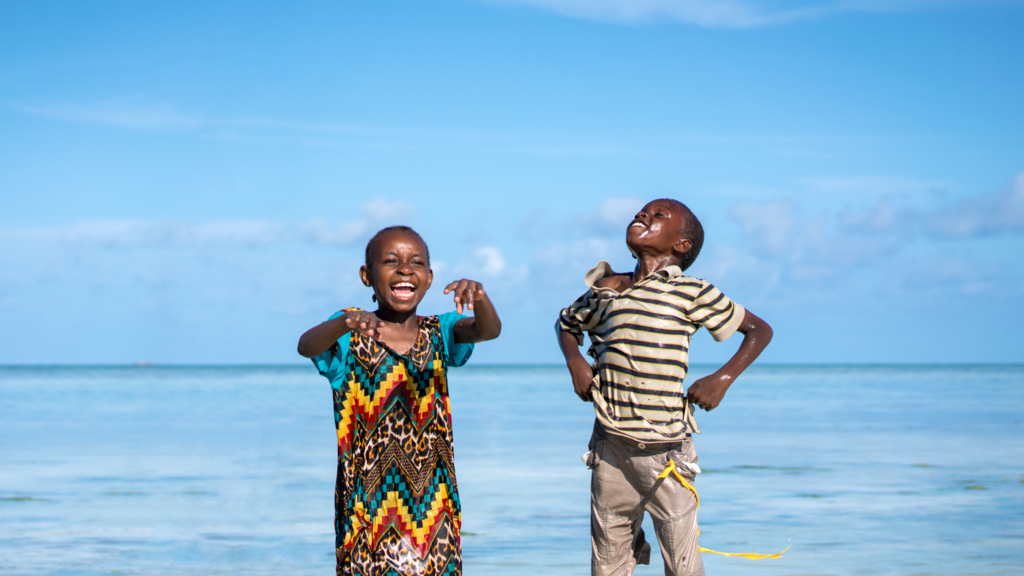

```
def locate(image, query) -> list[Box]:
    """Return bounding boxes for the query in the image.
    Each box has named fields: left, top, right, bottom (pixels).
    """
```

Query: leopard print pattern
left=332, top=314, right=461, bottom=576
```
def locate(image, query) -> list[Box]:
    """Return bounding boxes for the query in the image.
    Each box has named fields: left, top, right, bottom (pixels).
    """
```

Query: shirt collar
left=584, top=260, right=684, bottom=288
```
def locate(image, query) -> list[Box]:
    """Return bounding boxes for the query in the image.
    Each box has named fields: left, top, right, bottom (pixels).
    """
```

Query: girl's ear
left=359, top=265, right=373, bottom=288
left=426, top=268, right=434, bottom=291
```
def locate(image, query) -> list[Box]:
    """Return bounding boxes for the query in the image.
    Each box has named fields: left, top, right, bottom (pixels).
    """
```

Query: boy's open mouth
left=629, top=220, right=649, bottom=237
left=390, top=282, right=417, bottom=301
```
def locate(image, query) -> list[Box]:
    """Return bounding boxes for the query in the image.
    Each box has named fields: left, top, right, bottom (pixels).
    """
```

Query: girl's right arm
left=297, top=310, right=381, bottom=358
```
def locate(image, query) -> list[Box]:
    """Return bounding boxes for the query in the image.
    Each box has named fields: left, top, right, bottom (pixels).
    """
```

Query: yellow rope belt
left=656, top=460, right=790, bottom=560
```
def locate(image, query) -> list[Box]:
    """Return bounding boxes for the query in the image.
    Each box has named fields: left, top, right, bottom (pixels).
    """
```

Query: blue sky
left=1, top=0, right=1022, bottom=365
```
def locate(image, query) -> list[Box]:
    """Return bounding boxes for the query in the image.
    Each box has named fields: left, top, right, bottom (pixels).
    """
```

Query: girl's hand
left=444, top=279, right=487, bottom=314
left=343, top=310, right=383, bottom=339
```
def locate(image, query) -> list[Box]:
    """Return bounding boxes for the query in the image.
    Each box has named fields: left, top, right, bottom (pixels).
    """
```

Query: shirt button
left=638, top=442, right=646, bottom=449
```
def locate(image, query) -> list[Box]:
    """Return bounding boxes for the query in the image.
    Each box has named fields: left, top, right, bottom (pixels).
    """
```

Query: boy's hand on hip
left=343, top=310, right=383, bottom=340
left=444, top=279, right=486, bottom=315
left=686, top=373, right=734, bottom=411
left=566, top=356, right=595, bottom=402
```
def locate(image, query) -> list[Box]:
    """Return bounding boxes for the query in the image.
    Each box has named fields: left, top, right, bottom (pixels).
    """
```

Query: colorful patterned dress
left=312, top=309, right=474, bottom=576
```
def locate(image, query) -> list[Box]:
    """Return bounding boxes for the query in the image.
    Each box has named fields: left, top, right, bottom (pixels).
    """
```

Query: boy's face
left=626, top=199, right=691, bottom=258
left=359, top=231, right=433, bottom=313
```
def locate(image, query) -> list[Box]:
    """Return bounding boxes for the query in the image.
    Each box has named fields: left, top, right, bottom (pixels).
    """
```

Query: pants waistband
left=592, top=422, right=687, bottom=453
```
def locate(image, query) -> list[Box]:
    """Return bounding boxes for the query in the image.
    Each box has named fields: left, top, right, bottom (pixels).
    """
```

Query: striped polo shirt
left=557, top=261, right=745, bottom=443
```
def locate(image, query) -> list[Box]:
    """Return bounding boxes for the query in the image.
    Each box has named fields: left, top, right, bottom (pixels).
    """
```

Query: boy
left=556, top=199, right=773, bottom=576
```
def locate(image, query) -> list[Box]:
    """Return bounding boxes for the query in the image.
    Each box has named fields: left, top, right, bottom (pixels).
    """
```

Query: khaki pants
left=589, top=425, right=703, bottom=576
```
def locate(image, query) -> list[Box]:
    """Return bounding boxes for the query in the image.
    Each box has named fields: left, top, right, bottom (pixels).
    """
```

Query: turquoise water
left=1, top=365, right=1022, bottom=575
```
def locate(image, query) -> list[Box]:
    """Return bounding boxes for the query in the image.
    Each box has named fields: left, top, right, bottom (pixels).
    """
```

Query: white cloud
left=302, top=219, right=371, bottom=246
left=927, top=173, right=1024, bottom=239
left=455, top=246, right=529, bottom=282
left=472, top=0, right=1017, bottom=28
left=800, top=175, right=952, bottom=196
left=474, top=0, right=819, bottom=28
left=471, top=247, right=507, bottom=276
left=361, top=198, right=418, bottom=224
left=838, top=200, right=902, bottom=235
left=577, top=196, right=643, bottom=236
left=0, top=199, right=416, bottom=248
left=3, top=219, right=291, bottom=247
left=8, top=100, right=202, bottom=130
left=717, top=174, right=1024, bottom=301
left=728, top=200, right=802, bottom=257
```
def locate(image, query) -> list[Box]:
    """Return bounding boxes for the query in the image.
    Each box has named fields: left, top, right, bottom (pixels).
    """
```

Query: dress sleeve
left=687, top=281, right=746, bottom=342
left=438, top=311, right=475, bottom=368
left=311, top=310, right=352, bottom=385
left=556, top=289, right=604, bottom=346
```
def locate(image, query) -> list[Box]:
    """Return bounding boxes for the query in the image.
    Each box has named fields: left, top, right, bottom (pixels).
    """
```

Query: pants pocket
left=668, top=438, right=700, bottom=480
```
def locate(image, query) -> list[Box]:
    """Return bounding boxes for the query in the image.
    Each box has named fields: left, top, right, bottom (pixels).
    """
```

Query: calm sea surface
left=1, top=364, right=1022, bottom=575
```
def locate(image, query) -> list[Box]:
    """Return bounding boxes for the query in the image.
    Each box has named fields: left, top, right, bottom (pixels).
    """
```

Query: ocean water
left=0, top=364, right=1022, bottom=575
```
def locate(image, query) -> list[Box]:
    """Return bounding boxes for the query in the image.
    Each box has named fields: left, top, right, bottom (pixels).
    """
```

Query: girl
left=297, top=225, right=501, bottom=576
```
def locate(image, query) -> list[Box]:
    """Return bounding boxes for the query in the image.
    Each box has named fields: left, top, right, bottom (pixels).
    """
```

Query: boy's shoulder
left=653, top=274, right=719, bottom=302
left=664, top=274, right=710, bottom=288
left=593, top=273, right=632, bottom=292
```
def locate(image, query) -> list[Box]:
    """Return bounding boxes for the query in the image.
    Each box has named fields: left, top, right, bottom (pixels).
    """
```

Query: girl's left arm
left=444, top=279, right=502, bottom=343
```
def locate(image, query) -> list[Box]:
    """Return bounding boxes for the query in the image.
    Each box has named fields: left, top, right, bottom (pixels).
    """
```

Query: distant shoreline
left=1, top=362, right=1022, bottom=369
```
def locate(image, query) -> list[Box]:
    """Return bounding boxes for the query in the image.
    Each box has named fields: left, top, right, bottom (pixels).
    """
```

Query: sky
left=1, top=0, right=1022, bottom=365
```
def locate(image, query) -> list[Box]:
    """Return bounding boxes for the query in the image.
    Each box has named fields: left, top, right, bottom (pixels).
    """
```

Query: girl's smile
left=389, top=281, right=417, bottom=300
left=360, top=230, right=433, bottom=319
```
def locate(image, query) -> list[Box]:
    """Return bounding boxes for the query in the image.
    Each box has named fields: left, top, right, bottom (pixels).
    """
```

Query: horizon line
left=0, top=362, right=1021, bottom=369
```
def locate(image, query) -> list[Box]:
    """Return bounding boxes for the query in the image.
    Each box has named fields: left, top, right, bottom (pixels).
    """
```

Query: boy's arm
left=297, top=310, right=381, bottom=358
left=446, top=279, right=502, bottom=343
left=559, top=330, right=595, bottom=402
left=686, top=309, right=773, bottom=411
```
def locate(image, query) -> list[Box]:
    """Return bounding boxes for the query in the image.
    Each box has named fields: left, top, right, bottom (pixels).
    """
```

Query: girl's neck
left=374, top=307, right=419, bottom=328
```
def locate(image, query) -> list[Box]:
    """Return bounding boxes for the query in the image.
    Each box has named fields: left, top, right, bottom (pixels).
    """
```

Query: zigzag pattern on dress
left=334, top=336, right=450, bottom=456
left=346, top=460, right=460, bottom=553
left=331, top=314, right=463, bottom=576
left=347, top=513, right=461, bottom=576
left=360, top=432, right=457, bottom=493
left=341, top=402, right=461, bottom=553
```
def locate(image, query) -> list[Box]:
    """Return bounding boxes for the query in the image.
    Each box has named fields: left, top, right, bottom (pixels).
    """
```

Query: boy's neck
left=632, top=251, right=681, bottom=283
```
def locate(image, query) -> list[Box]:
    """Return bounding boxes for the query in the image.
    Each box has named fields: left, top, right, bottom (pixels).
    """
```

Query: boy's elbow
left=755, top=318, right=773, bottom=347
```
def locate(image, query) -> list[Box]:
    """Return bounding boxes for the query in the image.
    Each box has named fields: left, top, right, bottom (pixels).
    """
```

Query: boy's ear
left=672, top=238, right=692, bottom=256
left=359, top=265, right=373, bottom=287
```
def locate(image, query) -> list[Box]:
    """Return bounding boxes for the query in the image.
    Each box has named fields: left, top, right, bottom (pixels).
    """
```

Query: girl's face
left=359, top=231, right=432, bottom=314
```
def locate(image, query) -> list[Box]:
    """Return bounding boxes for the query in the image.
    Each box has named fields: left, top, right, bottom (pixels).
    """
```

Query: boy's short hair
left=364, top=225, right=431, bottom=268
left=662, top=199, right=703, bottom=271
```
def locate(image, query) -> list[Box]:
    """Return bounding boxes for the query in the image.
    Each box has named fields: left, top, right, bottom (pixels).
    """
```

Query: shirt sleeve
left=438, top=311, right=475, bottom=368
left=688, top=281, right=746, bottom=342
left=556, top=289, right=605, bottom=346
left=311, top=310, right=352, bottom=385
